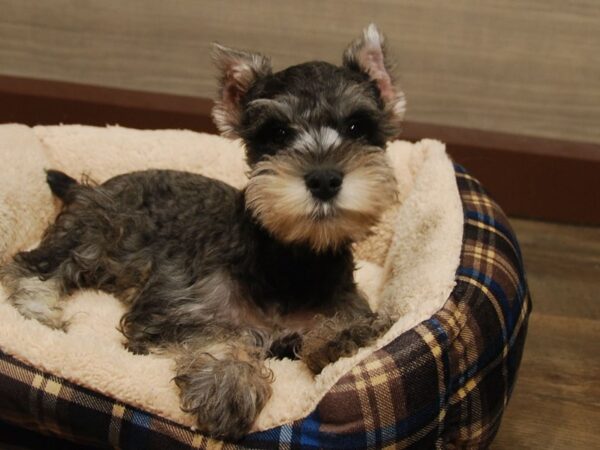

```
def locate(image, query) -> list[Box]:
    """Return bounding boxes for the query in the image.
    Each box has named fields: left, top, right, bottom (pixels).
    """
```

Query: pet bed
left=0, top=124, right=530, bottom=449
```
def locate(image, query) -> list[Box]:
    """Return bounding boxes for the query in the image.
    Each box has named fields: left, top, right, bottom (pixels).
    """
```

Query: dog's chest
left=218, top=242, right=355, bottom=331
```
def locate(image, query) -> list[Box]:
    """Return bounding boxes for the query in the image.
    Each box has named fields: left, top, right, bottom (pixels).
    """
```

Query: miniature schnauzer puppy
left=1, top=24, right=405, bottom=439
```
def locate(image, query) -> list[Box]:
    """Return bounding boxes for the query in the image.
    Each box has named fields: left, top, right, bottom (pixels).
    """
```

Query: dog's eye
left=255, top=121, right=293, bottom=148
left=347, top=121, right=365, bottom=138
left=344, top=114, right=376, bottom=140
left=274, top=127, right=288, bottom=140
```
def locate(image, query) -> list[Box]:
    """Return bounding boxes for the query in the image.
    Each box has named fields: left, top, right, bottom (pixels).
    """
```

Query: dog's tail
left=46, top=169, right=78, bottom=200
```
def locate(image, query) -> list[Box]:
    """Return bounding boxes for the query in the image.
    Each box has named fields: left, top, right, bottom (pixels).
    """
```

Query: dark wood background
left=2, top=0, right=599, bottom=144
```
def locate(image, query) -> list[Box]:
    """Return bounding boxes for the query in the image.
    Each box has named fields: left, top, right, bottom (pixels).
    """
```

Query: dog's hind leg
left=0, top=220, right=79, bottom=330
left=172, top=329, right=273, bottom=440
left=0, top=256, right=66, bottom=329
left=118, top=268, right=247, bottom=354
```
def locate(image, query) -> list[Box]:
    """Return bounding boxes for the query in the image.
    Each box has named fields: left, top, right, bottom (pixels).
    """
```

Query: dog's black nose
left=304, top=169, right=343, bottom=201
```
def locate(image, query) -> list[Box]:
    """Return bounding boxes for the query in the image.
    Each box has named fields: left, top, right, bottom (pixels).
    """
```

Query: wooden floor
left=492, top=219, right=600, bottom=449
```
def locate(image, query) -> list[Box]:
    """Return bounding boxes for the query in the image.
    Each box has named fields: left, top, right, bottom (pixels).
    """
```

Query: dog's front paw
left=300, top=314, right=395, bottom=374
left=174, top=358, right=272, bottom=440
left=300, top=331, right=361, bottom=374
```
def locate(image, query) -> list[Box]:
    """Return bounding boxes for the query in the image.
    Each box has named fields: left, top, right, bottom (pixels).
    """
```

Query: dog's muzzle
left=304, top=169, right=344, bottom=201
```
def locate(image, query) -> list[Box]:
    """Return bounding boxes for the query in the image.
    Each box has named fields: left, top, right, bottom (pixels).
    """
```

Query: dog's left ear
left=343, top=24, right=406, bottom=122
left=211, top=44, right=272, bottom=137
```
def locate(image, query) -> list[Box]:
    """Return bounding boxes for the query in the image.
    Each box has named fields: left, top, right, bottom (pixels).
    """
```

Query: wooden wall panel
left=1, top=0, right=599, bottom=144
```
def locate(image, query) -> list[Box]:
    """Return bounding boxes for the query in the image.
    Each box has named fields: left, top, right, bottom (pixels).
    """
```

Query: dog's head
left=212, top=24, right=403, bottom=252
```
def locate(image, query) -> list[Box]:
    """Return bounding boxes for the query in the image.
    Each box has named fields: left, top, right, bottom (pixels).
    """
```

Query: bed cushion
left=0, top=124, right=530, bottom=448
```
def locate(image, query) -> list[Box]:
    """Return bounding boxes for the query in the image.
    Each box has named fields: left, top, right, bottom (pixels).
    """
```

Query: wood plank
left=493, top=314, right=600, bottom=449
left=0, top=76, right=218, bottom=134
left=1, top=1, right=599, bottom=143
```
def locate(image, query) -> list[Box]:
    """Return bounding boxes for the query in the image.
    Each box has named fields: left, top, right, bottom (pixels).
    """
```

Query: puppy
left=0, top=24, right=404, bottom=440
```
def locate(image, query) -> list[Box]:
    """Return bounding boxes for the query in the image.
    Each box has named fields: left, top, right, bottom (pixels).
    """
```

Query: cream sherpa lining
left=0, top=124, right=463, bottom=431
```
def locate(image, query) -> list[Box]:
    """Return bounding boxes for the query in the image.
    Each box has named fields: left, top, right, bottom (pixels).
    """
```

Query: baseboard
left=1, top=74, right=598, bottom=225
left=400, top=123, right=600, bottom=225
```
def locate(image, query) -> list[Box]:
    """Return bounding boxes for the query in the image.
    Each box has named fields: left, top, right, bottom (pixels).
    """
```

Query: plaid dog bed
left=0, top=164, right=530, bottom=449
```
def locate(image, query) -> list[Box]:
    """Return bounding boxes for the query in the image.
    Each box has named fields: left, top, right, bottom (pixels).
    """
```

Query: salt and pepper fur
left=0, top=24, right=404, bottom=440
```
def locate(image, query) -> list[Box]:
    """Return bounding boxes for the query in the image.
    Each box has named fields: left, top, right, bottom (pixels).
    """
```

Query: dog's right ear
left=342, top=24, right=406, bottom=123
left=211, top=44, right=272, bottom=137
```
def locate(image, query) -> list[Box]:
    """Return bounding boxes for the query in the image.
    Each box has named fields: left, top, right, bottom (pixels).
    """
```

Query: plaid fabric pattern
left=0, top=165, right=530, bottom=449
